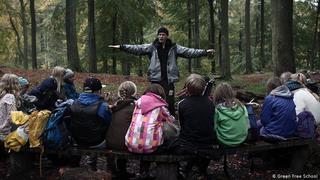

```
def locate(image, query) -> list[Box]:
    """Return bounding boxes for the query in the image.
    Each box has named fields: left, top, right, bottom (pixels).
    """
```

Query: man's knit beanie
left=157, top=27, right=169, bottom=36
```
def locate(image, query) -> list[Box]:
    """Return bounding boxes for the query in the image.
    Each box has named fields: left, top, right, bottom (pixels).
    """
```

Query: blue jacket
left=77, top=93, right=112, bottom=124
left=63, top=82, right=79, bottom=100
left=260, top=85, right=297, bottom=138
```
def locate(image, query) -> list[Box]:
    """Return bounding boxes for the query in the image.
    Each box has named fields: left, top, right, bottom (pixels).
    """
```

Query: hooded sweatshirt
left=63, top=82, right=79, bottom=100
left=70, top=93, right=112, bottom=146
left=214, top=102, right=249, bottom=146
left=106, top=97, right=136, bottom=151
left=125, top=92, right=174, bottom=153
left=260, top=85, right=297, bottom=138
left=76, top=93, right=111, bottom=123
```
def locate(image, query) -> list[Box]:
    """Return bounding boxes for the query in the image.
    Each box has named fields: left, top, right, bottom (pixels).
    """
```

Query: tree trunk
left=271, top=0, right=295, bottom=76
left=187, top=0, right=192, bottom=73
left=39, top=15, right=45, bottom=53
left=194, top=0, right=201, bottom=69
left=112, top=11, right=117, bottom=74
left=239, top=16, right=243, bottom=52
left=309, top=0, right=320, bottom=70
left=19, top=0, right=28, bottom=69
left=121, top=20, right=130, bottom=76
left=218, top=4, right=222, bottom=72
left=138, top=25, right=143, bottom=77
left=7, top=7, right=23, bottom=65
left=66, top=0, right=81, bottom=71
left=9, top=19, right=23, bottom=62
left=260, top=0, right=265, bottom=68
left=137, top=0, right=145, bottom=77
left=220, top=0, right=231, bottom=79
left=245, top=0, right=252, bottom=73
left=88, top=0, right=97, bottom=73
left=30, top=0, right=37, bottom=69
left=255, top=3, right=260, bottom=51
left=318, top=30, right=320, bottom=68
left=208, top=0, right=215, bottom=73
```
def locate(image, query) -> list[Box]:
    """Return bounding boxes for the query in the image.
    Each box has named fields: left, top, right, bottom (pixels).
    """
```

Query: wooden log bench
left=217, top=138, right=316, bottom=178
left=11, top=138, right=317, bottom=180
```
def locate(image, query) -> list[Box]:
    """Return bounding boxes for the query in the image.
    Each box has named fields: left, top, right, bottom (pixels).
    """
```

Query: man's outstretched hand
left=206, top=49, right=215, bottom=55
left=108, top=45, right=120, bottom=48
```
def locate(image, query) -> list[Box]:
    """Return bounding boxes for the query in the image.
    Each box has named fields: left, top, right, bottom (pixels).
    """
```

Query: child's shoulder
left=1, top=93, right=16, bottom=104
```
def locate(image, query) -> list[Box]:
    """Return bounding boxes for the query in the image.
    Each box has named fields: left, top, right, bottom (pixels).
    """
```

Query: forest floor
left=0, top=67, right=270, bottom=96
left=1, top=152, right=320, bottom=179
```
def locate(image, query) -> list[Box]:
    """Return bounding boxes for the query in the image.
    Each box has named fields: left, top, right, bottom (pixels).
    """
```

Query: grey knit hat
left=64, top=69, right=74, bottom=80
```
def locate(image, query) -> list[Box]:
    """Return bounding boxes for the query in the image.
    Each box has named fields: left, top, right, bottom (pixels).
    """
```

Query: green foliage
left=39, top=1, right=67, bottom=67
left=293, top=0, right=319, bottom=69
left=95, top=0, right=159, bottom=73
left=227, top=73, right=269, bottom=95
left=0, top=0, right=319, bottom=75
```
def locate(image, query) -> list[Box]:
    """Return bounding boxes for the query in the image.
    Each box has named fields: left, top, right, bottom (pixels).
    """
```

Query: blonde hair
left=118, top=81, right=137, bottom=99
left=51, top=66, right=65, bottom=92
left=185, top=74, right=206, bottom=96
left=0, top=73, right=21, bottom=106
left=213, top=82, right=241, bottom=107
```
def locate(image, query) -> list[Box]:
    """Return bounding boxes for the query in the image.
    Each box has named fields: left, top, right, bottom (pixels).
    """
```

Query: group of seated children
left=259, top=72, right=320, bottom=140
left=0, top=67, right=319, bottom=178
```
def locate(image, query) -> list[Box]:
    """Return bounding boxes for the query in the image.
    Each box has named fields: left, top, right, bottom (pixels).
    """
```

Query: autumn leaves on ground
left=0, top=67, right=270, bottom=97
left=0, top=67, right=149, bottom=97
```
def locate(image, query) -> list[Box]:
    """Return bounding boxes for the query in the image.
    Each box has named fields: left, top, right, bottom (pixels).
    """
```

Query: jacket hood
left=216, top=103, right=246, bottom=121
left=137, top=92, right=167, bottom=114
left=78, top=93, right=102, bottom=105
left=111, top=96, right=136, bottom=112
left=285, top=80, right=304, bottom=91
left=270, top=85, right=293, bottom=98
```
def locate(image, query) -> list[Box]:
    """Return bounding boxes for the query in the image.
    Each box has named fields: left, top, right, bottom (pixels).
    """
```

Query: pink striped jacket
left=125, top=92, right=174, bottom=153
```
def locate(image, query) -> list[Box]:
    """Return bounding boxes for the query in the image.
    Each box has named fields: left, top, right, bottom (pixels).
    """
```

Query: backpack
left=28, top=110, right=52, bottom=148
left=42, top=105, right=72, bottom=149
left=245, top=104, right=259, bottom=142
left=202, top=77, right=215, bottom=96
left=19, top=94, right=37, bottom=114
left=296, top=111, right=316, bottom=139
left=4, top=124, right=29, bottom=152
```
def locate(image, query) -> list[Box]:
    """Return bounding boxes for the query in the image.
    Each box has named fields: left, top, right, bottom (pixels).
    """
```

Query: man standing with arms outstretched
left=109, top=27, right=214, bottom=114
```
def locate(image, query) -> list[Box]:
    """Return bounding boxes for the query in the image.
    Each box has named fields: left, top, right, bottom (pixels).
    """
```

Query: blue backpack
left=246, top=104, right=259, bottom=142
left=42, top=106, right=72, bottom=149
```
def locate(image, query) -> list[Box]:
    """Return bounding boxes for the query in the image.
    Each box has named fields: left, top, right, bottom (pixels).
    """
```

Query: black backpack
left=19, top=94, right=37, bottom=114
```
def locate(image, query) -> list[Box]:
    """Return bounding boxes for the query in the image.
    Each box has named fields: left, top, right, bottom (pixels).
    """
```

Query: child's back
left=213, top=82, right=249, bottom=147
left=178, top=96, right=216, bottom=146
left=125, top=84, right=175, bottom=154
left=106, top=81, right=137, bottom=151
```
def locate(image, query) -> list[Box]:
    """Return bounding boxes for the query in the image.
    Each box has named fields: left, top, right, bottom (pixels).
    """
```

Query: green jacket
left=214, top=103, right=249, bottom=146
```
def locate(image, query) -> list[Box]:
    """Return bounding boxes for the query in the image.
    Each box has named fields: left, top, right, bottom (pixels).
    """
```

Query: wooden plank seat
left=19, top=138, right=316, bottom=180
left=217, top=138, right=316, bottom=178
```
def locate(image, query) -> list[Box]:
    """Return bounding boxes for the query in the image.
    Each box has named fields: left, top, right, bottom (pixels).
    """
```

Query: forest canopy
left=0, top=0, right=319, bottom=78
